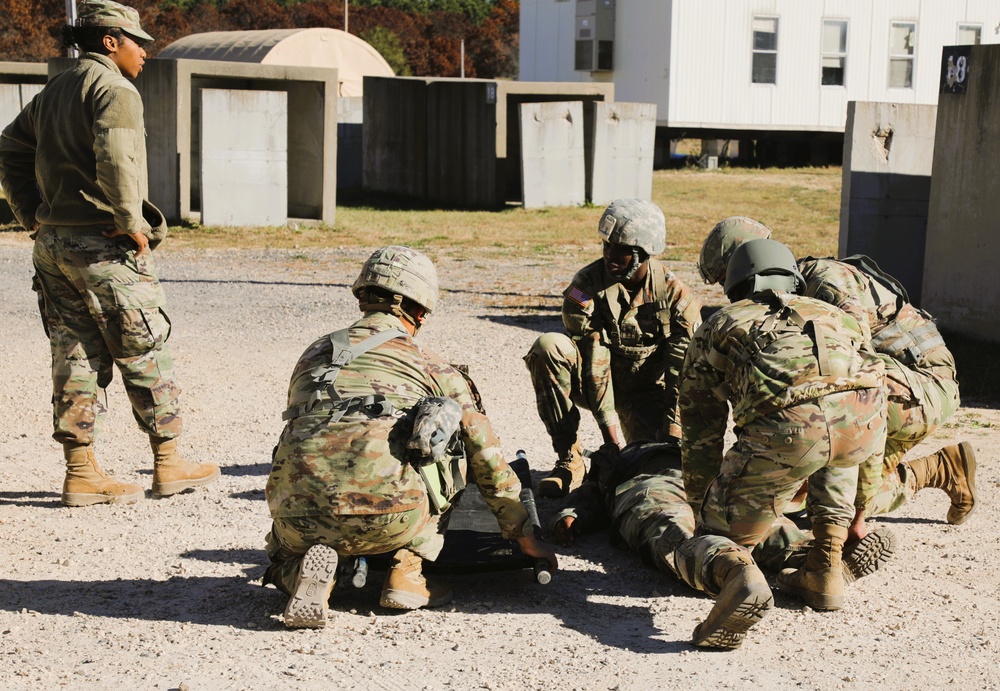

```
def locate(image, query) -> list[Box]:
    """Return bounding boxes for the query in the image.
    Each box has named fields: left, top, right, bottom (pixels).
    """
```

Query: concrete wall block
left=519, top=101, right=586, bottom=209
left=590, top=101, right=656, bottom=206
left=200, top=88, right=288, bottom=227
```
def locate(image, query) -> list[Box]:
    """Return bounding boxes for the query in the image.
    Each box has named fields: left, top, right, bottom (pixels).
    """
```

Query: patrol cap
left=352, top=245, right=439, bottom=313
left=698, top=216, right=772, bottom=284
left=76, top=0, right=154, bottom=43
left=597, top=198, right=666, bottom=256
left=724, top=238, right=804, bottom=300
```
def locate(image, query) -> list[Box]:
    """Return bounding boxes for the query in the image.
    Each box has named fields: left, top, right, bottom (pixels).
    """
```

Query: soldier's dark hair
left=61, top=25, right=127, bottom=53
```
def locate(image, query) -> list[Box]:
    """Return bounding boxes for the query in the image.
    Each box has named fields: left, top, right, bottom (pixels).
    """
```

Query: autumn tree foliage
left=0, top=0, right=520, bottom=79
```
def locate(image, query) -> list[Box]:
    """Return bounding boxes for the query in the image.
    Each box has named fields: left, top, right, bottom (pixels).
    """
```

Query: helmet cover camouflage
left=724, top=238, right=804, bottom=299
left=597, top=198, right=666, bottom=256
left=698, top=216, right=772, bottom=284
left=352, top=245, right=439, bottom=313
left=76, top=0, right=154, bottom=42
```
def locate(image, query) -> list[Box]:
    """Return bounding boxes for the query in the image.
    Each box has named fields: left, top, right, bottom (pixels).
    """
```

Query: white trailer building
left=520, top=0, right=999, bottom=163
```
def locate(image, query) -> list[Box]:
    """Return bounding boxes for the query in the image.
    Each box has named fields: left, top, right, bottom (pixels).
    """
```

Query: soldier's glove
left=407, top=396, right=463, bottom=464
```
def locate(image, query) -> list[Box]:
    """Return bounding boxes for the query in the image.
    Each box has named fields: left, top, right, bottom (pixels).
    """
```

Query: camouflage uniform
left=548, top=442, right=812, bottom=586
left=264, top=311, right=529, bottom=595
left=678, top=290, right=887, bottom=584
left=0, top=52, right=180, bottom=446
left=798, top=258, right=960, bottom=515
left=525, top=257, right=702, bottom=447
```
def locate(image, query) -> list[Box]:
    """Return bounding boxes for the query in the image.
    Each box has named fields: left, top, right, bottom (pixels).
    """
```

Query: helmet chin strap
left=358, top=290, right=422, bottom=332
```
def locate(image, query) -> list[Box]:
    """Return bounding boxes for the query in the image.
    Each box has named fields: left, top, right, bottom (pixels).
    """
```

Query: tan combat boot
left=284, top=544, right=339, bottom=629
left=538, top=443, right=586, bottom=499
left=904, top=442, right=978, bottom=525
left=150, top=436, right=220, bottom=497
left=777, top=523, right=847, bottom=610
left=61, top=443, right=144, bottom=507
left=379, top=548, right=453, bottom=610
left=692, top=548, right=773, bottom=650
left=842, top=526, right=896, bottom=584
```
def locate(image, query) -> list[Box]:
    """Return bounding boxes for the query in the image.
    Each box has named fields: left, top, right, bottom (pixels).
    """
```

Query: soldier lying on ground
left=264, top=246, right=557, bottom=628
left=524, top=198, right=702, bottom=498
left=0, top=0, right=218, bottom=506
left=698, top=217, right=977, bottom=532
left=679, top=239, right=889, bottom=647
left=549, top=440, right=895, bottom=650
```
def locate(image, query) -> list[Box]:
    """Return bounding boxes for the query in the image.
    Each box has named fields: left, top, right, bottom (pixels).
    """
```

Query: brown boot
left=777, top=523, right=847, bottom=610
left=538, top=443, right=586, bottom=498
left=842, top=527, right=896, bottom=584
left=150, top=437, right=220, bottom=497
left=284, top=544, right=339, bottom=629
left=379, top=549, right=453, bottom=610
left=61, top=443, right=144, bottom=507
left=905, top=442, right=978, bottom=525
left=692, top=548, right=773, bottom=650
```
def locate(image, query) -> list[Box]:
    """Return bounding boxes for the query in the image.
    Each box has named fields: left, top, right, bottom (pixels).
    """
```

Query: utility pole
left=344, top=0, right=349, bottom=33
left=66, top=0, right=79, bottom=57
left=460, top=39, right=465, bottom=78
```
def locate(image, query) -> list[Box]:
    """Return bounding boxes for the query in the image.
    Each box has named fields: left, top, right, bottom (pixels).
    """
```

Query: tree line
left=0, top=0, right=519, bottom=78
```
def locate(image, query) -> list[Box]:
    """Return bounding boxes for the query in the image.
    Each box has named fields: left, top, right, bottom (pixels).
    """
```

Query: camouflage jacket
left=679, top=290, right=884, bottom=485
left=266, top=312, right=529, bottom=539
left=0, top=53, right=152, bottom=234
left=561, top=257, right=702, bottom=430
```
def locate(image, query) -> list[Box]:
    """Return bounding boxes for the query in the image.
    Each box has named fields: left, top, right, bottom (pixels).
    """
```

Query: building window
left=752, top=16, right=778, bottom=84
left=822, top=19, right=848, bottom=86
left=889, top=22, right=916, bottom=88
left=957, top=24, right=982, bottom=45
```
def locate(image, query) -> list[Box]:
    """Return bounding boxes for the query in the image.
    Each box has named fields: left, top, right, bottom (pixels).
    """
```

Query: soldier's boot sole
left=61, top=486, right=144, bottom=507
left=152, top=466, right=221, bottom=497
left=777, top=567, right=843, bottom=611
left=948, top=442, right=978, bottom=525
left=691, top=569, right=773, bottom=650
left=537, top=472, right=570, bottom=499
left=284, top=544, right=339, bottom=629
left=842, top=527, right=896, bottom=584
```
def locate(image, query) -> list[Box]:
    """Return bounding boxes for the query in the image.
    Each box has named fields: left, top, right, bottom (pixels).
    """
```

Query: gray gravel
left=0, top=237, right=997, bottom=690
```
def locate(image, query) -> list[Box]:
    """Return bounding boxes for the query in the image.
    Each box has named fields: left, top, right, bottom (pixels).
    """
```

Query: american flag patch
left=567, top=286, right=592, bottom=307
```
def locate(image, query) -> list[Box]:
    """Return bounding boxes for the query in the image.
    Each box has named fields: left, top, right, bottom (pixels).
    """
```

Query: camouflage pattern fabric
left=76, top=0, right=155, bottom=42
left=680, top=290, right=887, bottom=545
left=698, top=217, right=772, bottom=284
left=265, top=311, right=529, bottom=580
left=524, top=257, right=701, bottom=446
left=597, top=198, right=667, bottom=255
left=797, top=258, right=960, bottom=514
left=32, top=226, right=181, bottom=445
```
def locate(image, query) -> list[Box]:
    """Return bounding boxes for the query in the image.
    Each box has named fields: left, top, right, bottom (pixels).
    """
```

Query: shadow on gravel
left=0, top=576, right=287, bottom=628
left=230, top=489, right=265, bottom=501
left=478, top=314, right=563, bottom=333
left=182, top=548, right=265, bottom=567
left=222, top=463, right=271, bottom=478
left=0, top=490, right=62, bottom=508
left=864, top=514, right=941, bottom=526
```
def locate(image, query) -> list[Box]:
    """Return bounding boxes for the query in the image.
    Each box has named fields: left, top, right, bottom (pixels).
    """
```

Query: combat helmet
left=698, top=216, right=772, bottom=285
left=597, top=198, right=667, bottom=256
left=352, top=245, right=439, bottom=313
left=724, top=239, right=804, bottom=301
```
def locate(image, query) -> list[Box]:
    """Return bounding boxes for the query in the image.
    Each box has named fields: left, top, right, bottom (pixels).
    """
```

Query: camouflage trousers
left=698, top=387, right=887, bottom=548
left=867, top=356, right=960, bottom=516
left=524, top=333, right=666, bottom=451
left=32, top=226, right=182, bottom=445
left=611, top=471, right=810, bottom=596
left=264, top=502, right=448, bottom=596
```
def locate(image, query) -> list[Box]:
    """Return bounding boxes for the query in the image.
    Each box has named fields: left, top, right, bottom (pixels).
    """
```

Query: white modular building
left=520, top=0, right=999, bottom=158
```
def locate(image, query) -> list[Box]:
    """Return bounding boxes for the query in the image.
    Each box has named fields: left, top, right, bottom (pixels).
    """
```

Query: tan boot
left=905, top=442, right=978, bottom=525
left=284, top=544, right=339, bottom=629
left=777, top=523, right=847, bottom=610
left=692, top=548, right=773, bottom=650
left=538, top=443, right=586, bottom=498
left=842, top=526, right=896, bottom=584
left=379, top=549, right=453, bottom=610
left=150, top=437, right=220, bottom=497
left=61, top=443, right=144, bottom=507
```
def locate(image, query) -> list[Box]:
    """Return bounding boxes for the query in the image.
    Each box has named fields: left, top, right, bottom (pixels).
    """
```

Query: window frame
left=751, top=15, right=779, bottom=85
left=957, top=23, right=982, bottom=46
left=821, top=18, right=849, bottom=87
left=888, top=20, right=917, bottom=89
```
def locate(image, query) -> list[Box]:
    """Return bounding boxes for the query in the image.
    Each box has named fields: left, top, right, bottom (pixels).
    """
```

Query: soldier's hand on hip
left=103, top=227, right=149, bottom=255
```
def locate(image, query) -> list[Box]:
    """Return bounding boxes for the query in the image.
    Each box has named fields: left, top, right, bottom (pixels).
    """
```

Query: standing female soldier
left=0, top=1, right=218, bottom=506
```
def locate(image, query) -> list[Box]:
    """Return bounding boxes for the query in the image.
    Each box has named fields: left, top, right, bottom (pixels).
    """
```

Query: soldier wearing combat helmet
left=697, top=217, right=976, bottom=531
left=265, top=246, right=557, bottom=628
left=524, top=199, right=702, bottom=497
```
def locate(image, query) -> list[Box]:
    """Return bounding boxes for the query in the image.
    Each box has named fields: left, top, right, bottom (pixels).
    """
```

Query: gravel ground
left=0, top=236, right=997, bottom=690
